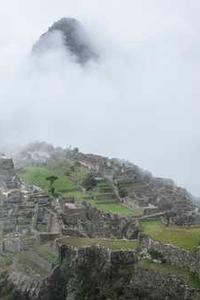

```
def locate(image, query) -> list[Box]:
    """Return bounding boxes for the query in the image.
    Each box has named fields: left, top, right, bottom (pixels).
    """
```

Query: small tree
left=82, top=174, right=97, bottom=191
left=46, top=175, right=58, bottom=197
left=118, top=186, right=128, bottom=198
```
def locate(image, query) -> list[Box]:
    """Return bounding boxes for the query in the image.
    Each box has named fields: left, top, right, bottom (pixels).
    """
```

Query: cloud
left=0, top=0, right=200, bottom=195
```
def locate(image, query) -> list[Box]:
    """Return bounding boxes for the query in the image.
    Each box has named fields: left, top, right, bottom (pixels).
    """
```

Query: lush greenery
left=81, top=174, right=97, bottom=191
left=61, top=237, right=138, bottom=250
left=46, top=175, right=58, bottom=196
left=19, top=166, right=75, bottom=194
left=141, top=220, right=200, bottom=251
left=18, top=162, right=138, bottom=216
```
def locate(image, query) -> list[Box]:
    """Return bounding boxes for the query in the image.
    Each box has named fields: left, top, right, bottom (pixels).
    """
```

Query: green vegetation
left=19, top=166, right=76, bottom=194
left=88, top=200, right=135, bottom=216
left=18, top=162, right=138, bottom=216
left=140, top=259, right=200, bottom=289
left=46, top=175, right=58, bottom=196
left=61, top=237, right=138, bottom=250
left=81, top=173, right=97, bottom=191
left=141, top=220, right=200, bottom=251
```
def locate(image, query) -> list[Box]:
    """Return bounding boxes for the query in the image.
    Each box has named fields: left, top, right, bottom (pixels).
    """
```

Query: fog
left=0, top=0, right=200, bottom=195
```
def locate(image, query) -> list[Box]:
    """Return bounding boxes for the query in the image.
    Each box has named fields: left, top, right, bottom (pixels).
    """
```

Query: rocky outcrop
left=37, top=245, right=197, bottom=300
left=32, top=18, right=98, bottom=64
left=0, top=240, right=198, bottom=300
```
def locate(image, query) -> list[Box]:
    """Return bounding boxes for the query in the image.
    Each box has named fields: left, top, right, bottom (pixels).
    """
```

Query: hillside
left=15, top=142, right=198, bottom=225
left=0, top=142, right=199, bottom=299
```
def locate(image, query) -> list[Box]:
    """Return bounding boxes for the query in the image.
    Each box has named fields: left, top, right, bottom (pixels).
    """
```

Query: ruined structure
left=13, top=142, right=200, bottom=225
left=0, top=157, right=60, bottom=250
left=2, top=143, right=200, bottom=299
left=69, top=151, right=198, bottom=225
left=61, top=201, right=139, bottom=239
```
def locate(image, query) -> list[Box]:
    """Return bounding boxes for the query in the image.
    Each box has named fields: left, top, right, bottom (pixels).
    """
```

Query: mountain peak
left=32, top=17, right=98, bottom=64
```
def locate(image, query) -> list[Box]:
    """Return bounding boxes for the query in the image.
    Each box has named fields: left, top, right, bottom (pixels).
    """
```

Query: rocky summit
left=32, top=18, right=98, bottom=64
left=1, top=142, right=200, bottom=299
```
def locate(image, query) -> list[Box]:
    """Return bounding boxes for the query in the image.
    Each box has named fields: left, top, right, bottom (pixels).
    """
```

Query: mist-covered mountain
left=32, top=17, right=98, bottom=64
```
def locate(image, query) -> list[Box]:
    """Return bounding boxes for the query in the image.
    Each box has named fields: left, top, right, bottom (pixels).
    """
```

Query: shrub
left=82, top=174, right=97, bottom=191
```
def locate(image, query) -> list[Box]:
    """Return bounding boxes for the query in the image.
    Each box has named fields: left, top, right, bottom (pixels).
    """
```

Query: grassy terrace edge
left=141, top=220, right=200, bottom=251
left=60, top=237, right=138, bottom=250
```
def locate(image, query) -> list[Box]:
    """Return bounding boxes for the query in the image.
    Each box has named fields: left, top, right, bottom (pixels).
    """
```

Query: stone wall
left=3, top=240, right=199, bottom=300
left=37, top=244, right=197, bottom=300
left=0, top=158, right=20, bottom=189
left=141, top=235, right=200, bottom=276
left=0, top=236, right=39, bottom=253
left=61, top=202, right=139, bottom=239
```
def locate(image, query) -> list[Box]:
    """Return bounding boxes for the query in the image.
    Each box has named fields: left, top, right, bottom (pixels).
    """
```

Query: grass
left=140, top=259, right=200, bottom=289
left=88, top=200, right=135, bottom=216
left=61, top=237, right=138, bottom=250
left=19, top=166, right=75, bottom=194
left=33, top=244, right=58, bottom=264
left=18, top=163, right=137, bottom=216
left=141, top=220, right=200, bottom=251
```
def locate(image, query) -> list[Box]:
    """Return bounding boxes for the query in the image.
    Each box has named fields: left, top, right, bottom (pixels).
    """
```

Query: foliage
left=46, top=175, right=58, bottom=196
left=46, top=175, right=58, bottom=185
left=82, top=174, right=97, bottom=191
left=118, top=186, right=128, bottom=198
left=19, top=166, right=75, bottom=194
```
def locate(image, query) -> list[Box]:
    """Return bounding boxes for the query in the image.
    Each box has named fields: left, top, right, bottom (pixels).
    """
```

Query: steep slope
left=32, top=18, right=98, bottom=64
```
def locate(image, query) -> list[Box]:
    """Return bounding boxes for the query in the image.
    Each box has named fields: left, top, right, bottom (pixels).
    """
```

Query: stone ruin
left=0, top=157, right=60, bottom=253
left=0, top=157, right=140, bottom=255
left=0, top=157, right=21, bottom=189
left=60, top=200, right=139, bottom=239
left=0, top=154, right=200, bottom=299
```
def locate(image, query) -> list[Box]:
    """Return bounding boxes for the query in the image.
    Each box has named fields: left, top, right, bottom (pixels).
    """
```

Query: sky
left=0, top=0, right=200, bottom=195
